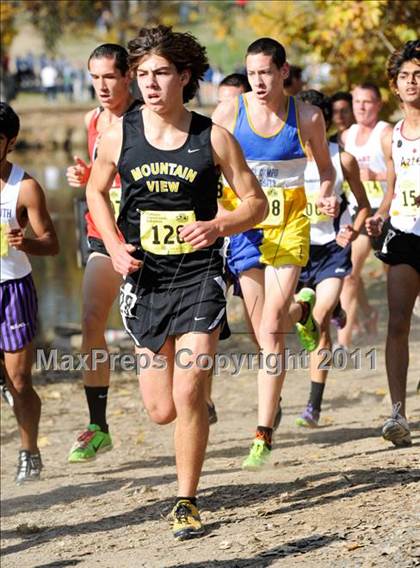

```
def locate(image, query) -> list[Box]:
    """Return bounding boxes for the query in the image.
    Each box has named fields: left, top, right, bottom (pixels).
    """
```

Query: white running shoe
left=382, top=402, right=412, bottom=447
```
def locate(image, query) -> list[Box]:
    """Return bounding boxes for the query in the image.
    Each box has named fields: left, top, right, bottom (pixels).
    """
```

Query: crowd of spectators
left=1, top=52, right=97, bottom=103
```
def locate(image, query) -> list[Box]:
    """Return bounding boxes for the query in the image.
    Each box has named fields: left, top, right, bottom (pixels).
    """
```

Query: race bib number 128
left=140, top=210, right=196, bottom=255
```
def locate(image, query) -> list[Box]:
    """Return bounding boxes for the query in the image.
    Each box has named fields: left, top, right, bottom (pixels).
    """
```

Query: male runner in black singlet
left=86, top=25, right=267, bottom=540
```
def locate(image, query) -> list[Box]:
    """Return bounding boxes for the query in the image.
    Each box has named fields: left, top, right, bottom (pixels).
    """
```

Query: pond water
left=12, top=151, right=122, bottom=337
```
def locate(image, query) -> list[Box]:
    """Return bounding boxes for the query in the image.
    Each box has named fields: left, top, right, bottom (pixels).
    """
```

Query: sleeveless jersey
left=389, top=119, right=420, bottom=235
left=220, top=95, right=307, bottom=227
left=118, top=108, right=223, bottom=289
left=344, top=121, right=388, bottom=210
left=1, top=164, right=32, bottom=282
left=85, top=100, right=140, bottom=239
left=304, top=142, right=345, bottom=245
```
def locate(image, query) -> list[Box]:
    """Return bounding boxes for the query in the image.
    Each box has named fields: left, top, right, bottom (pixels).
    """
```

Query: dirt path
left=1, top=294, right=420, bottom=568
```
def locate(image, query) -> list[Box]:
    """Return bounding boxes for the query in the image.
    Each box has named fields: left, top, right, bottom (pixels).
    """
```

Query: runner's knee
left=145, top=401, right=176, bottom=425
left=173, top=376, right=203, bottom=410
left=8, top=372, right=33, bottom=397
left=82, top=305, right=108, bottom=336
left=388, top=311, right=410, bottom=338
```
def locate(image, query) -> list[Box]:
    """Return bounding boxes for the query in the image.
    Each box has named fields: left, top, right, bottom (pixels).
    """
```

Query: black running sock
left=308, top=381, right=325, bottom=412
left=176, top=497, right=197, bottom=507
left=256, top=426, right=273, bottom=449
left=297, top=301, right=310, bottom=324
left=84, top=386, right=109, bottom=433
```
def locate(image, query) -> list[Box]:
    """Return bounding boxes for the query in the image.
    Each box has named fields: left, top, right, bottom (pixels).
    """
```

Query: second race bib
left=304, top=192, right=329, bottom=224
left=256, top=186, right=284, bottom=228
left=391, top=178, right=419, bottom=217
left=363, top=180, right=384, bottom=201
left=0, top=223, right=9, bottom=257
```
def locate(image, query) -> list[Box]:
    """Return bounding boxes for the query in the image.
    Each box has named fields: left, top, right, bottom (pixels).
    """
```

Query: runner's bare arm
left=7, top=176, right=59, bottom=255
left=180, top=125, right=267, bottom=249
left=66, top=110, right=94, bottom=188
left=86, top=121, right=142, bottom=275
left=366, top=128, right=395, bottom=236
left=212, top=98, right=238, bottom=132
left=341, top=151, right=370, bottom=234
left=366, top=124, right=393, bottom=182
left=300, top=103, right=337, bottom=216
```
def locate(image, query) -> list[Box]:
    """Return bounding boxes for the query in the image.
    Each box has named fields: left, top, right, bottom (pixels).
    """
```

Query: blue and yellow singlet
left=222, top=95, right=310, bottom=275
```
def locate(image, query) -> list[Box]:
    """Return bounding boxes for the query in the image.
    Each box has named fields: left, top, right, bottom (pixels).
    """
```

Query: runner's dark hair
left=284, top=65, right=302, bottom=88
left=88, top=43, right=129, bottom=75
left=387, top=40, right=420, bottom=94
left=246, top=38, right=286, bottom=69
left=0, top=102, right=20, bottom=141
left=127, top=25, right=209, bottom=103
left=219, top=73, right=251, bottom=92
left=330, top=91, right=353, bottom=106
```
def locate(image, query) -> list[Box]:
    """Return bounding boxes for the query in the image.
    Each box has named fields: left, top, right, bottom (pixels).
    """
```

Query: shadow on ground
left=1, top=466, right=417, bottom=557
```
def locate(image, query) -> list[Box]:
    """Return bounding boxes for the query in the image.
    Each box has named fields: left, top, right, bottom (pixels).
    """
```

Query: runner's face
left=352, top=87, right=381, bottom=126
left=136, top=54, right=190, bottom=111
left=217, top=84, right=246, bottom=103
left=396, top=60, right=420, bottom=105
left=246, top=53, right=286, bottom=101
left=88, top=57, right=130, bottom=109
left=332, top=100, right=355, bottom=132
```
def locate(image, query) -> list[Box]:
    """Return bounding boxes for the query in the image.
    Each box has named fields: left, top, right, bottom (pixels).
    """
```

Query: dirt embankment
left=12, top=102, right=214, bottom=152
left=14, top=105, right=89, bottom=152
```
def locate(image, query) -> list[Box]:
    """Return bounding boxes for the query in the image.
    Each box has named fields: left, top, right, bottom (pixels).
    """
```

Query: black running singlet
left=117, top=108, right=223, bottom=289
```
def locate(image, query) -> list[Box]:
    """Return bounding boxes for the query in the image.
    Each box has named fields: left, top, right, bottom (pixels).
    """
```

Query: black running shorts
left=87, top=237, right=109, bottom=257
left=120, top=275, right=229, bottom=353
left=375, top=226, right=420, bottom=274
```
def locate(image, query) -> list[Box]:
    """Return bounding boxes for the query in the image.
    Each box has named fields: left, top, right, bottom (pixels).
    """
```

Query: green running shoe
left=242, top=439, right=271, bottom=471
left=68, top=424, right=112, bottom=463
left=295, top=287, right=320, bottom=352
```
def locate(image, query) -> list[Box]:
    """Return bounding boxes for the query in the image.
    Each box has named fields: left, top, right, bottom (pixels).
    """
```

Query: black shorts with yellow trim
left=119, top=275, right=230, bottom=353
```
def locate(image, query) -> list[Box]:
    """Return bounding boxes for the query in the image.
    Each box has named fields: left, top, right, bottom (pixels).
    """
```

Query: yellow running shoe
left=171, top=499, right=204, bottom=540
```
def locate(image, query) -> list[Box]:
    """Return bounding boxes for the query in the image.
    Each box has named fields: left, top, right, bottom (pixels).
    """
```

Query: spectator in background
left=39, top=54, right=48, bottom=70
left=40, top=62, right=58, bottom=102
left=284, top=65, right=305, bottom=96
left=62, top=62, right=75, bottom=102
left=330, top=91, right=355, bottom=148
left=211, top=66, right=223, bottom=87
left=218, top=73, right=251, bottom=103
